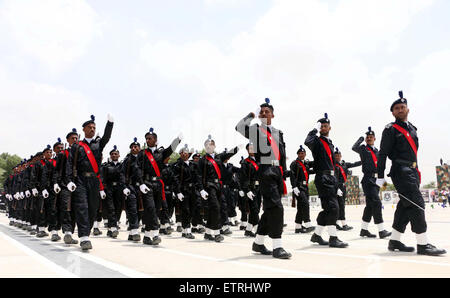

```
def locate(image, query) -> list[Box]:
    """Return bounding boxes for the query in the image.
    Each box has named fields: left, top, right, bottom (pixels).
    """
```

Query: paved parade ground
left=1, top=203, right=449, bottom=278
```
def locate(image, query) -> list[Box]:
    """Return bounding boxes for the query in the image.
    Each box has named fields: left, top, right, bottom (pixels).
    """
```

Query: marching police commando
left=159, top=156, right=175, bottom=235
left=66, top=114, right=114, bottom=250
left=305, top=113, right=348, bottom=248
left=289, top=145, right=315, bottom=234
left=221, top=153, right=241, bottom=228
left=101, top=145, right=124, bottom=239
left=172, top=145, right=203, bottom=239
left=189, top=151, right=206, bottom=234
left=29, top=151, right=50, bottom=238
left=136, top=127, right=182, bottom=245
left=54, top=129, right=79, bottom=244
left=161, top=157, right=176, bottom=227
left=352, top=127, right=391, bottom=239
left=333, top=147, right=362, bottom=231
left=238, top=143, right=262, bottom=237
left=198, top=136, right=240, bottom=242
left=120, top=137, right=142, bottom=242
left=376, top=91, right=446, bottom=256
left=236, top=98, right=291, bottom=259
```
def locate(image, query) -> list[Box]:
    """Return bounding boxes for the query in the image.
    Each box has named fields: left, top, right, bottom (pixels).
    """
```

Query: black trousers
left=156, top=188, right=170, bottom=226
left=205, top=185, right=221, bottom=231
left=362, top=179, right=383, bottom=224
left=142, top=181, right=161, bottom=231
left=391, top=167, right=427, bottom=234
left=337, top=186, right=346, bottom=221
left=104, top=184, right=123, bottom=227
left=224, top=187, right=238, bottom=218
left=180, top=188, right=197, bottom=229
left=238, top=193, right=248, bottom=222
left=30, top=197, right=39, bottom=226
left=315, top=174, right=339, bottom=226
left=191, top=192, right=204, bottom=227
left=247, top=189, right=261, bottom=226
left=72, top=176, right=101, bottom=238
left=59, top=188, right=76, bottom=233
left=294, top=190, right=311, bottom=224
left=38, top=192, right=59, bottom=231
left=256, top=206, right=283, bottom=239
left=166, top=190, right=176, bottom=220
left=125, top=185, right=139, bottom=230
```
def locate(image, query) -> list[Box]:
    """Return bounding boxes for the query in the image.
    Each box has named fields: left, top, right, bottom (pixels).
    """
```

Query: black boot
left=310, top=233, right=329, bottom=245
left=304, top=226, right=315, bottom=233
left=204, top=233, right=214, bottom=241
left=239, top=225, right=246, bottom=231
left=182, top=233, right=195, bottom=239
left=336, top=224, right=343, bottom=231
left=244, top=230, right=256, bottom=237
left=191, top=227, right=198, bottom=233
left=132, top=234, right=141, bottom=242
left=221, top=228, right=232, bottom=235
left=342, top=225, right=353, bottom=231
left=80, top=240, right=92, bottom=251
left=151, top=236, right=161, bottom=245
left=379, top=230, right=392, bottom=239
left=388, top=240, right=415, bottom=252
left=93, top=228, right=102, bottom=236
left=176, top=226, right=183, bottom=233
left=36, top=231, right=48, bottom=238
left=51, top=234, right=61, bottom=242
left=360, top=229, right=376, bottom=238
left=197, top=227, right=206, bottom=234
left=111, top=230, right=119, bottom=238
left=214, top=235, right=224, bottom=242
left=417, top=244, right=446, bottom=256
left=64, top=234, right=78, bottom=244
left=143, top=236, right=152, bottom=245
left=252, top=242, right=272, bottom=255
left=329, top=236, right=348, bottom=248
left=107, top=230, right=113, bottom=237
left=273, top=248, right=292, bottom=259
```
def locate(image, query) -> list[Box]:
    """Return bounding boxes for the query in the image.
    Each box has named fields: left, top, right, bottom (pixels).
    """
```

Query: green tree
left=308, top=183, right=318, bottom=196
left=0, top=153, right=22, bottom=182
left=423, top=181, right=436, bottom=189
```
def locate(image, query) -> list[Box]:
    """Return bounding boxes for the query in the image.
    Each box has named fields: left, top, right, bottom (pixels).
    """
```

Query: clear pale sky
left=0, top=0, right=449, bottom=186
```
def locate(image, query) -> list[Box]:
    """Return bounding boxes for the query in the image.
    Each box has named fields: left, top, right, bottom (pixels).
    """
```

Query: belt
left=165, top=186, right=170, bottom=190
left=364, top=173, right=378, bottom=178
left=145, top=175, right=159, bottom=181
left=254, top=181, right=259, bottom=186
left=317, top=170, right=335, bottom=176
left=394, top=159, right=417, bottom=168
left=83, top=172, right=96, bottom=177
left=207, top=179, right=220, bottom=183
left=223, top=185, right=229, bottom=189
left=183, top=183, right=194, bottom=188
left=111, top=182, right=118, bottom=186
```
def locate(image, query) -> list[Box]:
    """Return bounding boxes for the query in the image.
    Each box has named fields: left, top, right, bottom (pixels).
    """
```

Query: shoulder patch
left=385, top=123, right=393, bottom=129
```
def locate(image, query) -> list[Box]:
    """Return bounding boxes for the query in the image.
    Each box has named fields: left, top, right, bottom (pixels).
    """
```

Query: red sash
left=319, top=138, right=334, bottom=167
left=40, top=160, right=46, bottom=167
left=205, top=155, right=222, bottom=186
left=336, top=164, right=347, bottom=182
left=50, top=159, right=56, bottom=168
left=78, top=141, right=104, bottom=191
left=366, top=146, right=378, bottom=168
left=259, top=126, right=287, bottom=195
left=392, top=124, right=421, bottom=183
left=296, top=160, right=309, bottom=186
left=245, top=158, right=259, bottom=171
left=144, top=149, right=166, bottom=201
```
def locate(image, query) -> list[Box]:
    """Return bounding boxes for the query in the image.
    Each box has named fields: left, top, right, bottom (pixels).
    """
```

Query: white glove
left=20, top=192, right=25, bottom=199
left=25, top=190, right=31, bottom=198
left=293, top=187, right=300, bottom=196
left=67, top=182, right=77, bottom=192
left=100, top=190, right=106, bottom=200
left=32, top=188, right=39, bottom=197
left=177, top=193, right=184, bottom=201
left=140, top=184, right=150, bottom=194
left=239, top=190, right=245, bottom=197
left=107, top=113, right=114, bottom=123
left=178, top=132, right=184, bottom=141
left=123, top=188, right=131, bottom=196
left=14, top=192, right=19, bottom=200
left=42, top=189, right=49, bottom=199
left=247, top=191, right=255, bottom=200
left=337, top=189, right=343, bottom=197
left=7, top=194, right=12, bottom=201
left=375, top=178, right=387, bottom=188
left=200, top=189, right=209, bottom=200
left=5, top=194, right=10, bottom=200
left=54, top=184, right=61, bottom=194
left=253, top=106, right=261, bottom=118
left=316, top=122, right=322, bottom=131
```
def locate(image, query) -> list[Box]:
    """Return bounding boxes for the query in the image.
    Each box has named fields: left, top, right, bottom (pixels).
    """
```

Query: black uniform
left=289, top=158, right=315, bottom=228
left=378, top=119, right=426, bottom=234
left=236, top=114, right=287, bottom=240
left=120, top=153, right=141, bottom=232
left=239, top=156, right=261, bottom=229
left=198, top=148, right=239, bottom=235
left=102, top=160, right=125, bottom=228
left=66, top=120, right=113, bottom=239
left=172, top=158, right=203, bottom=231
left=335, top=159, right=361, bottom=222
left=352, top=138, right=385, bottom=226
left=221, top=162, right=240, bottom=227
left=40, top=158, right=59, bottom=232
left=305, top=131, right=339, bottom=227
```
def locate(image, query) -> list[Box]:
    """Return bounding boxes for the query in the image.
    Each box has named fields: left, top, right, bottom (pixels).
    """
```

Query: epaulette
left=409, top=122, right=417, bottom=130
left=385, top=122, right=393, bottom=129
left=157, top=147, right=164, bottom=153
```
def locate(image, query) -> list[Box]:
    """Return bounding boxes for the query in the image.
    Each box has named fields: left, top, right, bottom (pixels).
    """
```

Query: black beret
left=318, top=113, right=330, bottom=124
left=390, top=91, right=407, bottom=112
left=66, top=128, right=78, bottom=139
left=145, top=127, right=157, bottom=138
left=109, top=145, right=119, bottom=155
left=82, top=115, right=96, bottom=128
left=297, top=145, right=306, bottom=154
left=129, top=137, right=140, bottom=149
left=260, top=98, right=274, bottom=112
left=366, top=126, right=375, bottom=136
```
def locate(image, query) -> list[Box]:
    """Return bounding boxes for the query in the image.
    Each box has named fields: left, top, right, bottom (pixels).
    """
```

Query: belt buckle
left=302, top=181, right=307, bottom=185
left=255, top=181, right=259, bottom=186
